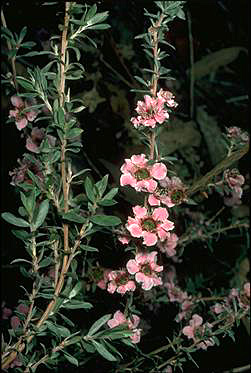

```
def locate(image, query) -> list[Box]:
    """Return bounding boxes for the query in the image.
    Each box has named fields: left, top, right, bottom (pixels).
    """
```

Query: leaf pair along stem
left=2, top=2, right=76, bottom=369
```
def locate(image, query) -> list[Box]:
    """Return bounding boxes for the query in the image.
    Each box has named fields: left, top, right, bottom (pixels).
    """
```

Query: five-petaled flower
left=126, top=251, right=163, bottom=290
left=182, top=314, right=215, bottom=350
left=120, top=154, right=167, bottom=193
left=131, top=95, right=169, bottom=129
left=126, top=205, right=174, bottom=246
left=107, top=310, right=141, bottom=343
left=107, top=270, right=136, bottom=295
left=9, top=95, right=38, bottom=130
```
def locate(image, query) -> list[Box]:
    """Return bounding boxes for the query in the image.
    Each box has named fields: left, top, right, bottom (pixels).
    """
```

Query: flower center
left=170, top=189, right=184, bottom=203
left=142, top=218, right=156, bottom=232
left=116, top=273, right=128, bottom=285
left=134, top=168, right=150, bottom=181
left=141, top=263, right=152, bottom=276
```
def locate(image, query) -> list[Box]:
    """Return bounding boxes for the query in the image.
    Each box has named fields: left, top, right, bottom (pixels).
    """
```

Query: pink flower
left=11, top=316, right=21, bottom=329
left=118, top=234, right=131, bottom=245
left=157, top=233, right=179, bottom=257
left=157, top=88, right=178, bottom=108
left=226, top=126, right=249, bottom=143
left=176, top=299, right=194, bottom=322
left=126, top=206, right=174, bottom=246
left=17, top=304, right=29, bottom=315
left=9, top=156, right=44, bottom=186
left=107, top=310, right=141, bottom=344
left=166, top=282, right=188, bottom=303
left=131, top=95, right=169, bottom=129
left=9, top=95, right=38, bottom=130
left=211, top=303, right=225, bottom=314
left=107, top=270, right=136, bottom=295
left=126, top=251, right=163, bottom=290
left=97, top=269, right=111, bottom=290
left=182, top=314, right=215, bottom=350
left=120, top=154, right=167, bottom=193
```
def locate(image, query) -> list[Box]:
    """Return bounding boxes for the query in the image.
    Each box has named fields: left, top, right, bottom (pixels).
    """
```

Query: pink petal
left=11, top=316, right=20, bottom=329
left=192, top=314, right=203, bottom=327
left=26, top=110, right=38, bottom=122
left=11, top=95, right=24, bottom=108
left=16, top=117, right=28, bottom=130
left=148, top=194, right=160, bottom=206
left=132, top=206, right=147, bottom=218
left=152, top=207, right=168, bottom=221
left=130, top=329, right=141, bottom=343
left=182, top=325, right=194, bottom=338
left=126, top=259, right=140, bottom=274
left=26, top=137, right=40, bottom=153
left=127, top=223, right=143, bottom=238
left=131, top=154, right=147, bottom=167
left=120, top=173, right=136, bottom=187
left=114, top=310, right=127, bottom=324
left=107, top=282, right=116, bottom=294
left=125, top=280, right=136, bottom=292
left=151, top=163, right=167, bottom=180
left=142, top=231, right=157, bottom=246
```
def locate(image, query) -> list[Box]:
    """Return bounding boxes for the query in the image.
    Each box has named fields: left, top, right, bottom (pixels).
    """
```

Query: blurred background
left=1, top=1, right=249, bottom=372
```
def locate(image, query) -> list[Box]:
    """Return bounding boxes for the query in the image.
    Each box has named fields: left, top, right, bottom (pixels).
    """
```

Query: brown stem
left=1, top=9, right=18, bottom=92
left=1, top=4, right=71, bottom=369
left=188, top=143, right=249, bottom=197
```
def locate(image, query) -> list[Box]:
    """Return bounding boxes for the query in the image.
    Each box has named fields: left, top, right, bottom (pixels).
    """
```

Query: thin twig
left=222, top=364, right=251, bottom=373
left=188, top=143, right=249, bottom=197
left=1, top=9, right=18, bottom=91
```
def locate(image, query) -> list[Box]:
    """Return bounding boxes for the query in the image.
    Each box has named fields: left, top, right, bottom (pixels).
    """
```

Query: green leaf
left=16, top=77, right=33, bottom=90
left=98, top=199, right=117, bottom=206
left=33, top=199, right=49, bottom=230
left=62, top=351, right=78, bottom=366
left=95, top=174, right=109, bottom=197
left=10, top=258, right=32, bottom=265
left=102, top=187, right=118, bottom=200
left=11, top=229, right=31, bottom=241
left=62, top=211, right=86, bottom=224
left=57, top=107, right=65, bottom=126
left=134, top=75, right=149, bottom=87
left=62, top=300, right=93, bottom=310
left=65, top=128, right=83, bottom=139
left=85, top=4, right=97, bottom=21
left=39, top=257, right=53, bottom=268
left=80, top=245, right=99, bottom=252
left=90, top=215, right=121, bottom=227
left=92, top=340, right=117, bottom=361
left=88, top=314, right=111, bottom=336
left=1, top=212, right=30, bottom=228
left=84, top=177, right=96, bottom=203
left=69, top=282, right=83, bottom=299
left=87, top=24, right=110, bottom=30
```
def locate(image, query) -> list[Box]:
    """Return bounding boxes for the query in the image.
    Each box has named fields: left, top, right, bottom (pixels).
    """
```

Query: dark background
left=1, top=1, right=250, bottom=372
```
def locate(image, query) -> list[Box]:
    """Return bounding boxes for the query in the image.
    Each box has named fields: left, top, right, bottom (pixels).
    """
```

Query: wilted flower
left=226, top=126, right=249, bottom=144
left=9, top=95, right=38, bottom=130
left=149, top=176, right=187, bottom=207
left=157, top=232, right=179, bottom=257
left=157, top=88, right=178, bottom=108
left=126, top=251, right=163, bottom=290
left=26, top=127, right=56, bottom=153
left=120, top=154, right=167, bottom=193
left=9, top=156, right=44, bottom=186
left=107, top=270, right=136, bottom=295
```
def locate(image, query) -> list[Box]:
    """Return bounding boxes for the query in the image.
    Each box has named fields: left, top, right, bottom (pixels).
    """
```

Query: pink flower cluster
left=9, top=95, right=38, bottom=130
left=107, top=310, right=141, bottom=343
left=130, top=89, right=177, bottom=129
left=126, top=251, right=163, bottom=290
left=182, top=314, right=215, bottom=350
left=126, top=205, right=174, bottom=246
left=120, top=154, right=167, bottom=193
left=226, top=126, right=249, bottom=144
